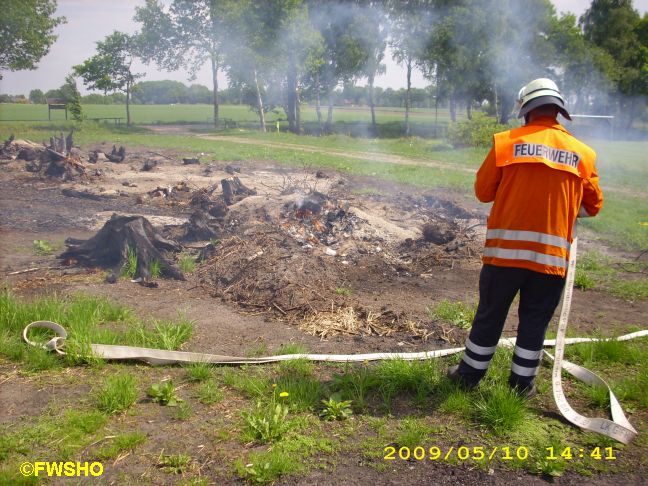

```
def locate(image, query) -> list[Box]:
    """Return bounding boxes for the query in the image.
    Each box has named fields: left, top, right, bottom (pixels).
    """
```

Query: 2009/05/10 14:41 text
left=383, top=445, right=617, bottom=462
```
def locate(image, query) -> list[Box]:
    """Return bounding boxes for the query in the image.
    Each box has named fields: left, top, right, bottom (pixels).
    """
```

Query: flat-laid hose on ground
left=21, top=237, right=647, bottom=444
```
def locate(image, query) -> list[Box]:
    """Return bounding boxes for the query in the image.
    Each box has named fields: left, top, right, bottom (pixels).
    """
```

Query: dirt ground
left=1, top=136, right=647, bottom=485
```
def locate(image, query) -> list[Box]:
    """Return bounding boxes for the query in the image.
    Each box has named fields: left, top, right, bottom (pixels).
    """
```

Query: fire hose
left=21, top=238, right=647, bottom=444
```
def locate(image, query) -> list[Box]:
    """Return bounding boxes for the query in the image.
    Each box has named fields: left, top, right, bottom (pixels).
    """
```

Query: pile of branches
left=398, top=216, right=483, bottom=273
left=194, top=224, right=340, bottom=318
left=193, top=222, right=431, bottom=339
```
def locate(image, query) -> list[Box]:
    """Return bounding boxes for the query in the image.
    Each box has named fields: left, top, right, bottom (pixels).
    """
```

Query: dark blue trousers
left=458, top=264, right=566, bottom=389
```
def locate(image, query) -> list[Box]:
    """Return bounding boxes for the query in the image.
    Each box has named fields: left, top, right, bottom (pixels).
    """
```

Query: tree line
left=2, top=0, right=647, bottom=131
left=16, top=80, right=436, bottom=110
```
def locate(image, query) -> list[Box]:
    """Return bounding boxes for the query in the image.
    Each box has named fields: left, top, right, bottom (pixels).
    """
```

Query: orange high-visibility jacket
left=475, top=117, right=604, bottom=276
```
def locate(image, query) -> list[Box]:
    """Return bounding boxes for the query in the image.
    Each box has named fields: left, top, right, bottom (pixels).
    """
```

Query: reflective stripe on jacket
left=476, top=117, right=604, bottom=276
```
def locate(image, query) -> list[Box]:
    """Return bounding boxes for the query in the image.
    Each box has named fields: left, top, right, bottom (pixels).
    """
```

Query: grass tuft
left=149, top=259, right=162, bottom=279
left=610, top=279, right=648, bottom=301
left=196, top=379, right=224, bottom=405
left=121, top=246, right=138, bottom=279
left=473, top=385, right=528, bottom=436
left=157, top=453, right=193, bottom=474
left=236, top=448, right=303, bottom=484
left=95, top=373, right=138, bottom=414
left=394, top=417, right=437, bottom=448
left=94, top=432, right=147, bottom=460
left=178, top=253, right=196, bottom=273
left=428, top=299, right=476, bottom=328
left=184, top=362, right=213, bottom=382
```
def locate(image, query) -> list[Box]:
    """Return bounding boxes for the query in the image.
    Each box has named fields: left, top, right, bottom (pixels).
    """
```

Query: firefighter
left=447, top=78, right=604, bottom=398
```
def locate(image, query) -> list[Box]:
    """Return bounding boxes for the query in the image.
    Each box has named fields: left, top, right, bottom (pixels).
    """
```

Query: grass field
left=0, top=102, right=461, bottom=127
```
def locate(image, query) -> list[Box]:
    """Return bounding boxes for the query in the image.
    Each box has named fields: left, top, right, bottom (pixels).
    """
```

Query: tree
left=29, top=89, right=46, bottom=104
left=277, top=1, right=323, bottom=134
left=135, top=0, right=228, bottom=127
left=580, top=0, right=648, bottom=126
left=356, top=2, right=388, bottom=135
left=479, top=0, right=556, bottom=124
left=547, top=13, right=617, bottom=114
left=74, top=32, right=143, bottom=126
left=389, top=0, right=427, bottom=135
left=62, top=74, right=83, bottom=121
left=0, top=0, right=65, bottom=74
left=308, top=1, right=372, bottom=130
left=224, top=0, right=314, bottom=132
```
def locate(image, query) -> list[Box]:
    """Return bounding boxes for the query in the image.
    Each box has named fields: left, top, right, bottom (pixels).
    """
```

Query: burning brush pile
left=193, top=180, right=479, bottom=340
left=194, top=190, right=364, bottom=318
left=280, top=191, right=358, bottom=249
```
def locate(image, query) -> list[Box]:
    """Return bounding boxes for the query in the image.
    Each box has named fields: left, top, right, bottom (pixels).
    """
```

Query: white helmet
left=517, top=78, right=571, bottom=120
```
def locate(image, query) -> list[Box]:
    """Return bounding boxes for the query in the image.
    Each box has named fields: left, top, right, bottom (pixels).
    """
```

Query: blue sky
left=1, top=0, right=647, bottom=96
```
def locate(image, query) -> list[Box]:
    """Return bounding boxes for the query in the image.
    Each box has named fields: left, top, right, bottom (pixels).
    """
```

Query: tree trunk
left=126, top=81, right=131, bottom=126
left=211, top=54, right=220, bottom=128
left=499, top=93, right=513, bottom=125
left=368, top=74, right=377, bottom=135
left=449, top=91, right=457, bottom=123
left=405, top=58, right=412, bottom=136
left=253, top=68, right=266, bottom=132
left=467, top=103, right=472, bottom=120
left=295, top=86, right=301, bottom=135
left=326, top=90, right=334, bottom=131
left=286, top=64, right=298, bottom=134
left=315, top=72, right=322, bottom=129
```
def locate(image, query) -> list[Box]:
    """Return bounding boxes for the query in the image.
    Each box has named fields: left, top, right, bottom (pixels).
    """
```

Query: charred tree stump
left=184, top=210, right=220, bottom=241
left=60, top=214, right=185, bottom=281
left=40, top=130, right=86, bottom=180
left=0, top=134, right=15, bottom=158
left=221, top=176, right=256, bottom=205
left=106, top=145, right=126, bottom=163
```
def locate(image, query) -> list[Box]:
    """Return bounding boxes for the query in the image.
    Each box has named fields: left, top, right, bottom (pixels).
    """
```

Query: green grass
left=94, top=432, right=147, bottom=460
left=195, top=379, right=224, bottom=405
left=149, top=259, right=162, bottom=279
left=121, top=246, right=138, bottom=279
left=178, top=253, right=196, bottom=274
left=157, top=453, right=193, bottom=474
left=334, top=286, right=353, bottom=296
left=184, top=362, right=213, bottom=382
left=572, top=250, right=648, bottom=301
left=473, top=385, right=529, bottom=436
left=428, top=299, right=477, bottom=329
left=274, top=343, right=308, bottom=355
left=0, top=408, right=108, bottom=464
left=236, top=447, right=305, bottom=484
left=0, top=290, right=194, bottom=368
left=32, top=239, right=53, bottom=255
left=610, top=279, right=648, bottom=301
left=566, top=338, right=642, bottom=366
left=0, top=103, right=460, bottom=126
left=394, top=417, right=438, bottom=448
left=95, top=373, right=139, bottom=414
